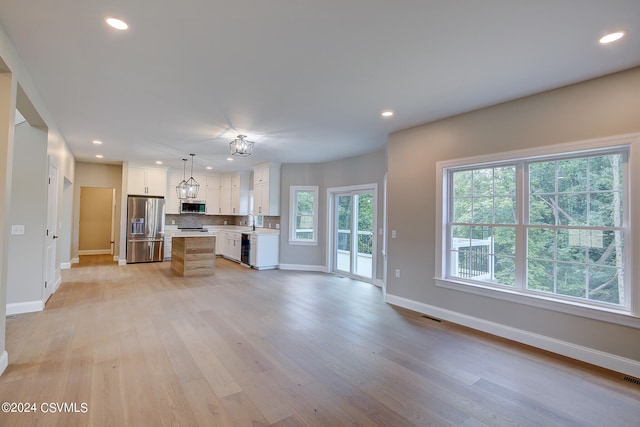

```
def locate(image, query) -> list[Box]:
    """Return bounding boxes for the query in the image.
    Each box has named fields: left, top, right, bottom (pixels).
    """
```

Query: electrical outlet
left=275, top=224, right=279, bottom=229
left=224, top=220, right=228, bottom=225
left=268, top=223, right=271, bottom=228
left=171, top=219, right=175, bottom=224
left=391, top=230, right=397, bottom=239
left=395, top=269, right=400, bottom=278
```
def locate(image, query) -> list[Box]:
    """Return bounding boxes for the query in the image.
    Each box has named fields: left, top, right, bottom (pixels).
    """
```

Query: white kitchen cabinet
left=214, top=232, right=224, bottom=255
left=165, top=172, right=183, bottom=214
left=253, top=163, right=280, bottom=216
left=191, top=174, right=207, bottom=199
left=163, top=169, right=250, bottom=216
left=206, top=175, right=221, bottom=214
left=223, top=231, right=241, bottom=261
left=217, top=175, right=232, bottom=215
left=250, top=233, right=279, bottom=269
left=230, top=172, right=250, bottom=215
left=128, top=165, right=167, bottom=197
left=219, top=187, right=232, bottom=215
left=206, top=187, right=221, bottom=214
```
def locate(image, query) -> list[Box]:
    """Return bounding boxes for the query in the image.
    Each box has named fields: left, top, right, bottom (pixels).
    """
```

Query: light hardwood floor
left=1, top=256, right=639, bottom=426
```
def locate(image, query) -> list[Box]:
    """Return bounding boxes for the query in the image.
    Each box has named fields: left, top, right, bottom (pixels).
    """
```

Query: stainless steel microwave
left=180, top=200, right=206, bottom=214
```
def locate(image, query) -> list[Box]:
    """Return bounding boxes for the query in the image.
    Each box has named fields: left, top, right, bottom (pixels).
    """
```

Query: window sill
left=435, top=277, right=640, bottom=329
left=288, top=240, right=318, bottom=246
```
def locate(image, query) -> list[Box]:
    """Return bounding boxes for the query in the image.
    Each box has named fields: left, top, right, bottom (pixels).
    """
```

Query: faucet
left=248, top=214, right=255, bottom=231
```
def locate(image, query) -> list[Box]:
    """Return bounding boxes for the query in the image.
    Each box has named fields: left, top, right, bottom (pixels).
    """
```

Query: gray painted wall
left=280, top=149, right=387, bottom=281
left=72, top=162, right=122, bottom=260
left=0, top=22, right=75, bottom=375
left=0, top=71, right=16, bottom=362
left=7, top=121, right=47, bottom=304
left=387, top=67, right=640, bottom=362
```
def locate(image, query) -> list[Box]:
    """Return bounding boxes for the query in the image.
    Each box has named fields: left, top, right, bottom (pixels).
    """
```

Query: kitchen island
left=170, top=234, right=216, bottom=277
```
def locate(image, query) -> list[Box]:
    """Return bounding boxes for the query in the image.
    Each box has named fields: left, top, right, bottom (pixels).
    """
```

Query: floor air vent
left=623, top=375, right=640, bottom=386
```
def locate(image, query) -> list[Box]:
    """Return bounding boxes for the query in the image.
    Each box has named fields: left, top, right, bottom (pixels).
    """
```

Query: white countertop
left=171, top=232, right=216, bottom=238
left=165, top=225, right=280, bottom=236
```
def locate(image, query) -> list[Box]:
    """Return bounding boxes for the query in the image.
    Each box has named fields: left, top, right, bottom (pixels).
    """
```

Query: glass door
left=334, top=190, right=374, bottom=279
left=336, top=195, right=352, bottom=273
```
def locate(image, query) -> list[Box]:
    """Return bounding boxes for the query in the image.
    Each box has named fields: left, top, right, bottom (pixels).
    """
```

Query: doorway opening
left=78, top=187, right=116, bottom=260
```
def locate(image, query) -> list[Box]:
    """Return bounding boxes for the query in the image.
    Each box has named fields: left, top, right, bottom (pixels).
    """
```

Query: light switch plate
left=11, top=225, right=25, bottom=235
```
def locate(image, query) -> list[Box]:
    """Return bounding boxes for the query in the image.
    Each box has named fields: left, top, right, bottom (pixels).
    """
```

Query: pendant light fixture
left=176, top=158, right=189, bottom=199
left=185, top=153, right=200, bottom=199
left=229, top=135, right=254, bottom=157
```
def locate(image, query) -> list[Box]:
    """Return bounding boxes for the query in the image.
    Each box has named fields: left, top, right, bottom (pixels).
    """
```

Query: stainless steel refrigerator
left=126, top=196, right=165, bottom=263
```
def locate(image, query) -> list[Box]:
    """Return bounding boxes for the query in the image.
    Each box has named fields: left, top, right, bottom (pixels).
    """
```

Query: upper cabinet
left=128, top=164, right=167, bottom=197
left=253, top=162, right=280, bottom=216
left=231, top=171, right=250, bottom=215
left=205, top=175, right=221, bottom=215
left=163, top=169, right=250, bottom=216
left=165, top=172, right=184, bottom=214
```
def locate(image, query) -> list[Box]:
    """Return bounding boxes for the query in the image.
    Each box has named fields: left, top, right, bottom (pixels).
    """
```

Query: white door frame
left=382, top=173, right=388, bottom=295
left=111, top=188, right=116, bottom=256
left=326, top=183, right=378, bottom=283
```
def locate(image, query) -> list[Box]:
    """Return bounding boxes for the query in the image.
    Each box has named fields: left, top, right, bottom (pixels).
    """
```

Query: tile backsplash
left=166, top=214, right=280, bottom=229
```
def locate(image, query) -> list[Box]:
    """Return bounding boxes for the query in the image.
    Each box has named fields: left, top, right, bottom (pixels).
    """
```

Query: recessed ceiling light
left=92, top=140, right=102, bottom=145
left=106, top=17, right=128, bottom=31
left=381, top=110, right=394, bottom=117
left=206, top=166, right=213, bottom=170
left=96, top=154, right=104, bottom=158
left=155, top=161, right=163, bottom=165
left=599, top=31, right=625, bottom=44
left=226, top=157, right=233, bottom=161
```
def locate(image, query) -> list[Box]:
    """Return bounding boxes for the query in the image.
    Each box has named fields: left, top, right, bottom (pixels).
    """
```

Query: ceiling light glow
left=106, top=17, right=128, bottom=31
left=226, top=157, right=233, bottom=161
left=92, top=140, right=102, bottom=145
left=206, top=166, right=213, bottom=170
left=599, top=31, right=625, bottom=44
left=381, top=110, right=394, bottom=117
left=96, top=154, right=103, bottom=158
left=155, top=161, right=163, bottom=165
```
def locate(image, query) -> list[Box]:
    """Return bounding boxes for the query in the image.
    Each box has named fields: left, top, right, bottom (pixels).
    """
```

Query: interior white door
left=44, top=160, right=58, bottom=302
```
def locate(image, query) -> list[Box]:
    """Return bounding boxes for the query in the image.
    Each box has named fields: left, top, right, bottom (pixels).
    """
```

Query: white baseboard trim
left=60, top=262, right=72, bottom=270
left=6, top=300, right=44, bottom=315
left=78, top=249, right=111, bottom=255
left=278, top=264, right=326, bottom=272
left=374, top=279, right=384, bottom=288
left=113, top=255, right=119, bottom=261
left=118, top=259, right=127, bottom=266
left=385, top=293, right=640, bottom=378
left=72, top=257, right=79, bottom=264
left=0, top=351, right=7, bottom=376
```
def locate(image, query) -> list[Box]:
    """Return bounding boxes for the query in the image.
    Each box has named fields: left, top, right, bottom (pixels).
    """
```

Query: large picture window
left=440, top=145, right=630, bottom=312
left=289, top=186, right=319, bottom=245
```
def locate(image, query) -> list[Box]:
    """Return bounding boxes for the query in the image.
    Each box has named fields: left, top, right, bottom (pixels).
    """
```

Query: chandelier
left=175, top=154, right=200, bottom=199
left=229, top=135, right=254, bottom=157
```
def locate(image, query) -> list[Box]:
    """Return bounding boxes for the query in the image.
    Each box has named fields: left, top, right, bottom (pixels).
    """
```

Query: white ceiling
left=1, top=1, right=639, bottom=174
